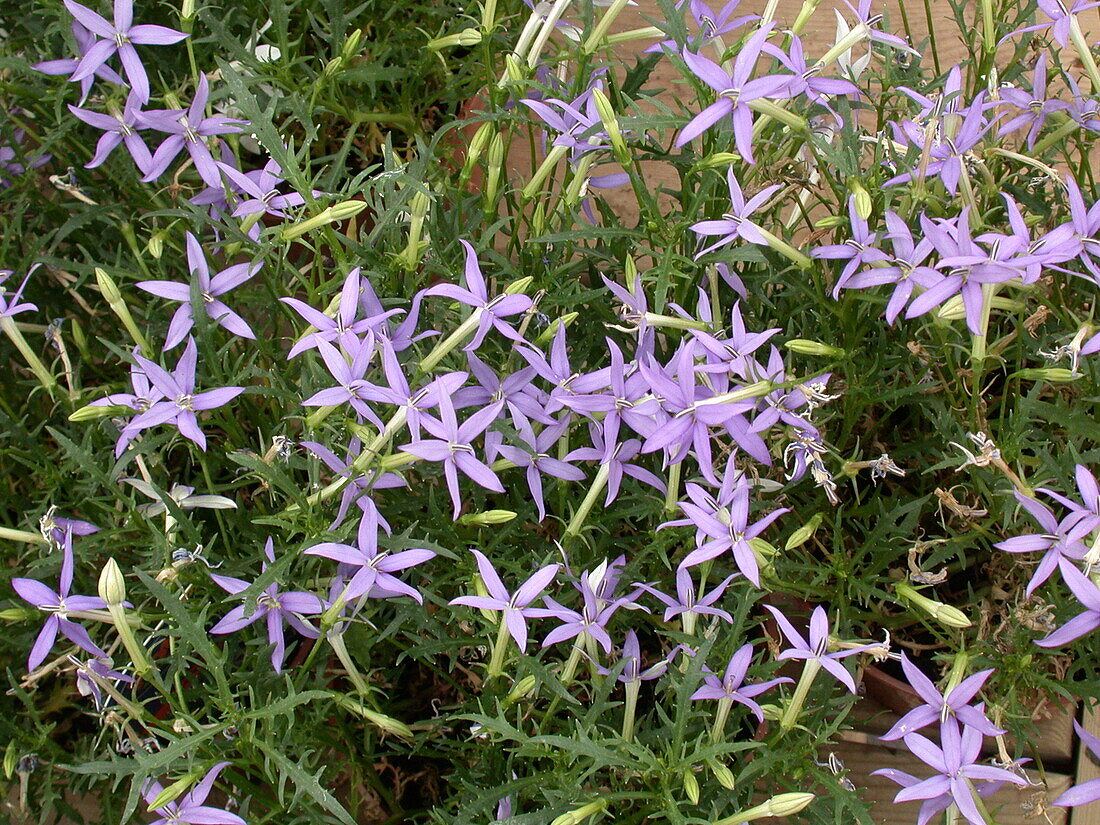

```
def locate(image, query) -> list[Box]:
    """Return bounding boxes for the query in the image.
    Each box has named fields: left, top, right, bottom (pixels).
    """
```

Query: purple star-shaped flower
left=496, top=419, right=585, bottom=522
left=63, top=0, right=188, bottom=103
left=121, top=337, right=244, bottom=455
left=422, top=241, right=532, bottom=352
left=34, top=21, right=126, bottom=103
left=301, top=336, right=386, bottom=430
left=763, top=604, right=869, bottom=693
left=400, top=393, right=504, bottom=519
left=690, top=168, right=781, bottom=258
left=996, top=490, right=1095, bottom=597
left=690, top=643, right=792, bottom=722
left=449, top=549, right=559, bottom=653
left=674, top=23, right=791, bottom=163
left=883, top=725, right=1029, bottom=825
left=880, top=654, right=1004, bottom=740
left=12, top=529, right=108, bottom=672
left=0, top=266, right=38, bottom=319
left=304, top=511, right=435, bottom=603
left=139, top=74, right=247, bottom=186
left=68, top=90, right=151, bottom=172
left=637, top=566, right=738, bottom=624
left=997, top=53, right=1068, bottom=148
left=137, top=232, right=258, bottom=349
left=210, top=537, right=323, bottom=673
left=143, top=762, right=245, bottom=825
left=282, top=267, right=401, bottom=359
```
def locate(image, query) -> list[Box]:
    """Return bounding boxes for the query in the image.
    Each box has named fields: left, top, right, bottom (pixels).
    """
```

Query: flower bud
left=814, top=215, right=847, bottom=229
left=341, top=29, right=363, bottom=62
left=785, top=513, right=824, bottom=550
left=785, top=338, right=845, bottom=358
left=683, top=770, right=700, bottom=805
left=94, top=267, right=122, bottom=306
left=535, top=312, right=578, bottom=346
left=322, top=56, right=343, bottom=78
left=428, top=27, right=483, bottom=50
left=146, top=232, right=164, bottom=260
left=710, top=759, right=736, bottom=790
left=458, top=510, right=517, bottom=526
left=483, top=132, right=505, bottom=206
left=98, top=558, right=127, bottom=606
left=691, top=151, right=742, bottom=171
left=895, top=582, right=971, bottom=628
left=281, top=200, right=368, bottom=240
left=147, top=772, right=198, bottom=811
left=2, top=741, right=15, bottom=780
left=504, top=674, right=538, bottom=705
left=715, top=793, right=816, bottom=825
left=1012, top=368, right=1080, bottom=382
left=550, top=799, right=607, bottom=825
left=180, top=0, right=195, bottom=24
left=591, top=88, right=629, bottom=164
left=505, top=275, right=533, bottom=295
left=849, top=180, right=872, bottom=220
left=459, top=121, right=495, bottom=186
left=0, top=607, right=35, bottom=622
left=69, top=402, right=129, bottom=422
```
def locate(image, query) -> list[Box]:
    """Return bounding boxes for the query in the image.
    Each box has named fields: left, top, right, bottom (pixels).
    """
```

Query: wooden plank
left=1071, top=705, right=1100, bottom=825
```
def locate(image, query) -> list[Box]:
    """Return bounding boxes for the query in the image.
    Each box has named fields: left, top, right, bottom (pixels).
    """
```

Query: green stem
left=328, top=630, right=371, bottom=695
left=1, top=317, right=58, bottom=399
left=486, top=614, right=512, bottom=679
left=622, top=679, right=640, bottom=743
left=711, top=696, right=733, bottom=743
left=779, top=658, right=821, bottom=732
left=564, top=462, right=611, bottom=539
left=664, top=461, right=682, bottom=513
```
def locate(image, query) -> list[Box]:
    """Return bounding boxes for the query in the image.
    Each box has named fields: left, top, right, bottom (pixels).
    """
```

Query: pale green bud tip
left=766, top=793, right=816, bottom=817
left=785, top=338, right=845, bottom=358
left=146, top=234, right=164, bottom=259
left=98, top=558, right=127, bottom=606
left=711, top=760, right=736, bottom=790
left=428, top=27, right=483, bottom=49
left=341, top=29, right=363, bottom=61
left=180, top=0, right=195, bottom=20
left=785, top=512, right=824, bottom=550
left=94, top=268, right=122, bottom=305
left=505, top=674, right=538, bottom=704
left=505, top=276, right=534, bottom=295
left=70, top=403, right=127, bottom=422
left=694, top=152, right=742, bottom=170
left=0, top=608, right=34, bottom=621
left=1013, top=368, right=1080, bottom=382
left=683, top=770, right=700, bottom=805
left=148, top=774, right=197, bottom=811
left=458, top=510, right=517, bottom=526
left=550, top=800, right=607, bottom=825
left=849, top=180, right=872, bottom=220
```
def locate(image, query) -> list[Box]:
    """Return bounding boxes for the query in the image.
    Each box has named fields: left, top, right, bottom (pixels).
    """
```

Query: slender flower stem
left=779, top=658, right=821, bottom=731
left=328, top=630, right=371, bottom=695
left=1069, top=15, right=1100, bottom=94
left=1, top=317, right=59, bottom=399
left=108, top=603, right=152, bottom=676
left=1030, top=117, right=1080, bottom=155
left=622, top=679, right=640, bottom=742
left=664, top=461, right=682, bottom=514
left=564, top=462, right=611, bottom=538
left=756, top=227, right=812, bottom=269
left=486, top=614, right=512, bottom=679
left=582, top=0, right=631, bottom=53
left=559, top=637, right=585, bottom=686
left=711, top=695, right=733, bottom=743
left=526, top=0, right=572, bottom=67
left=418, top=310, right=483, bottom=374
left=522, top=145, right=569, bottom=199
left=0, top=526, right=49, bottom=545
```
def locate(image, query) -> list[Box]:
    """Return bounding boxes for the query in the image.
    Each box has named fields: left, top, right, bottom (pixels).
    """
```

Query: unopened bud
left=849, top=180, right=872, bottom=220
left=0, top=607, right=35, bottom=622
left=683, top=770, right=700, bottom=804
left=550, top=799, right=607, bottom=825
left=715, top=793, right=816, bottom=825
left=458, top=510, right=517, bottom=526
left=504, top=674, right=538, bottom=705
left=459, top=122, right=495, bottom=185
left=710, top=759, right=736, bottom=790
left=341, top=29, right=363, bottom=62
left=692, top=151, right=741, bottom=171
left=333, top=695, right=414, bottom=738
left=535, top=312, right=578, bottom=346
left=69, top=402, right=128, bottom=422
left=281, top=200, right=368, bottom=240
left=505, top=275, right=533, bottom=295
left=815, top=215, right=847, bottom=229
left=94, top=267, right=122, bottom=306
left=98, top=558, right=127, bottom=606
left=428, top=27, right=483, bottom=50
left=1012, top=368, right=1080, bottom=382
left=2, top=741, right=14, bottom=780
left=591, top=88, right=629, bottom=163
left=785, top=512, right=824, bottom=550
left=483, top=133, right=505, bottom=206
left=895, top=582, right=971, bottom=629
left=180, top=0, right=195, bottom=23
left=785, top=338, right=845, bottom=358
left=146, top=233, right=164, bottom=260
left=148, top=772, right=198, bottom=811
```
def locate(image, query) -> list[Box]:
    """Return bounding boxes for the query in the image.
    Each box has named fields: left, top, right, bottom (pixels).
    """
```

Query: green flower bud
left=1011, top=368, right=1080, bottom=382
left=710, top=759, right=736, bottom=790
left=341, top=29, right=363, bottom=62
left=785, top=513, right=824, bottom=550
left=691, top=151, right=742, bottom=171
left=814, top=215, right=847, bottom=229
left=715, top=793, right=816, bottom=825
left=428, top=27, right=483, bottom=50
left=785, top=339, right=846, bottom=358
left=895, top=582, right=972, bottom=628
left=504, top=674, right=538, bottom=706
left=69, top=402, right=128, bottom=422
left=94, top=267, right=122, bottom=306
left=591, top=88, right=629, bottom=163
left=148, top=772, right=199, bottom=811
left=0, top=607, right=35, bottom=622
left=849, top=180, right=872, bottom=220
left=505, top=275, right=534, bottom=295
left=458, top=510, right=517, bottom=526
left=535, top=312, right=578, bottom=346
left=281, top=200, right=368, bottom=240
left=98, top=558, right=127, bottom=606
left=550, top=799, right=607, bottom=825
left=2, top=741, right=14, bottom=780
left=683, top=770, right=700, bottom=805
